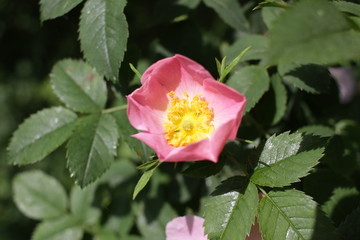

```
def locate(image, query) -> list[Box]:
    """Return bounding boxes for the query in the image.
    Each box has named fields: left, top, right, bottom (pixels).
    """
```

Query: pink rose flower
left=165, top=215, right=262, bottom=240
left=166, top=215, right=208, bottom=240
left=127, top=54, right=246, bottom=162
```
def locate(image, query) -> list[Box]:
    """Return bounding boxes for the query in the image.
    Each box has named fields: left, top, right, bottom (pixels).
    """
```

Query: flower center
left=164, top=91, right=214, bottom=147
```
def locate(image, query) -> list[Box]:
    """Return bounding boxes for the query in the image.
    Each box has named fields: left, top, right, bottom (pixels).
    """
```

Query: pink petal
left=166, top=215, right=208, bottom=240
left=126, top=77, right=169, bottom=133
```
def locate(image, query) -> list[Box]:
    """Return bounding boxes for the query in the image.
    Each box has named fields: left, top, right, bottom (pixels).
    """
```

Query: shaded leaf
left=40, top=0, right=83, bottom=21
left=135, top=201, right=177, bottom=240
left=303, top=169, right=353, bottom=205
left=227, top=66, right=270, bottom=112
left=67, top=113, right=118, bottom=187
left=183, top=160, right=224, bottom=178
left=32, top=215, right=83, bottom=240
left=79, top=0, right=129, bottom=81
left=51, top=59, right=107, bottom=113
left=13, top=170, right=67, bottom=220
left=322, top=187, right=360, bottom=226
left=250, top=132, right=324, bottom=187
left=261, top=1, right=285, bottom=29
left=203, top=0, right=249, bottom=31
left=278, top=63, right=331, bottom=94
left=70, top=184, right=96, bottom=220
left=264, top=0, right=360, bottom=65
left=224, top=35, right=269, bottom=63
left=333, top=1, right=360, bottom=17
left=259, top=189, right=339, bottom=240
left=338, top=207, right=360, bottom=240
left=8, top=107, right=77, bottom=165
left=204, top=177, right=258, bottom=240
left=271, top=74, right=287, bottom=125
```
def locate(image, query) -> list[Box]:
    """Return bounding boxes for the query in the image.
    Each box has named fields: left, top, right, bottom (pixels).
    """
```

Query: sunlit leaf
left=259, top=189, right=339, bottom=240
left=298, top=125, right=335, bottom=138
left=8, top=107, right=77, bottom=165
left=251, top=132, right=324, bottom=187
left=333, top=1, right=360, bottom=17
left=40, top=0, right=83, bottom=21
left=67, top=113, right=118, bottom=187
left=51, top=59, right=107, bottom=113
left=204, top=177, right=258, bottom=240
left=79, top=0, right=128, bottom=81
left=13, top=170, right=67, bottom=220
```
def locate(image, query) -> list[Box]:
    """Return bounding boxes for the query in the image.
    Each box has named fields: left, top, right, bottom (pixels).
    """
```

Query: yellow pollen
left=164, top=91, right=214, bottom=147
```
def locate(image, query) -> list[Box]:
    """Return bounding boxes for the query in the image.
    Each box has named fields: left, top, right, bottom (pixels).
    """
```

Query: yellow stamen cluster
left=164, top=91, right=214, bottom=147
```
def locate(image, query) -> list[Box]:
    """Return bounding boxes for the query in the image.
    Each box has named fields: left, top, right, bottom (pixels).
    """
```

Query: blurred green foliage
left=1, top=0, right=360, bottom=239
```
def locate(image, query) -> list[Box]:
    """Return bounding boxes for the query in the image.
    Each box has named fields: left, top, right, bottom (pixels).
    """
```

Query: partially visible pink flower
left=166, top=215, right=208, bottom=240
left=127, top=54, right=246, bottom=162
left=329, top=67, right=357, bottom=104
left=165, top=215, right=262, bottom=240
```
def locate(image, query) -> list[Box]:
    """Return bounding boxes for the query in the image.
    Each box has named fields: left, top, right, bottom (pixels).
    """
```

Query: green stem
left=102, top=104, right=127, bottom=114
left=236, top=137, right=256, bottom=145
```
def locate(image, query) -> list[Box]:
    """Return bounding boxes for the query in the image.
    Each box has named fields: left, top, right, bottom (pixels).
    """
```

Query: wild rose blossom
left=165, top=215, right=262, bottom=240
left=166, top=215, right=208, bottom=240
left=127, top=54, right=246, bottom=162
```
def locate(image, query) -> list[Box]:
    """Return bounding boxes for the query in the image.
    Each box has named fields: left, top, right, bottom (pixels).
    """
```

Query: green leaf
left=183, top=160, right=225, bottom=178
left=51, top=59, right=107, bottom=113
left=204, top=177, right=258, bottom=240
left=338, top=207, right=360, bottom=240
left=203, top=0, right=249, bottom=31
left=67, top=113, right=118, bottom=187
left=132, top=161, right=161, bottom=199
left=223, top=35, right=269, bottom=63
left=261, top=1, right=285, bottom=29
left=333, top=1, right=360, bottom=17
left=8, top=107, right=77, bottom=165
left=219, top=46, right=251, bottom=82
left=278, top=63, right=331, bottom=94
left=298, top=125, right=335, bottom=138
left=135, top=201, right=177, bottom=240
left=251, top=132, right=324, bottom=187
left=40, top=0, right=83, bottom=21
left=303, top=169, right=353, bottom=205
left=79, top=0, right=129, bottom=81
left=136, top=159, right=159, bottom=171
left=259, top=189, right=339, bottom=240
left=32, top=215, right=83, bottom=240
left=253, top=0, right=289, bottom=10
left=270, top=74, right=287, bottom=125
left=264, top=0, right=360, bottom=65
left=322, top=187, right=360, bottom=226
left=227, top=66, right=270, bottom=113
left=13, top=170, right=67, bottom=220
left=70, top=184, right=96, bottom=220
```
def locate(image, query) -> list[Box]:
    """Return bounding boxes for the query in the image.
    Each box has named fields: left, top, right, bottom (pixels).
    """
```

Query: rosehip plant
left=5, top=0, right=360, bottom=240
